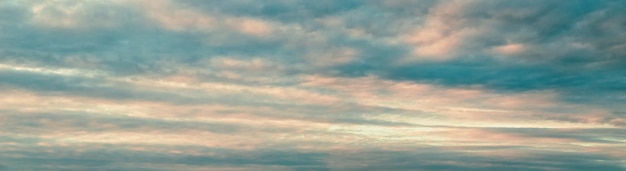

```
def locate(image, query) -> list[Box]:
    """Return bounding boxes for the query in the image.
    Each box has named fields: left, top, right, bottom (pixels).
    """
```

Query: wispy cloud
left=1, top=0, right=625, bottom=170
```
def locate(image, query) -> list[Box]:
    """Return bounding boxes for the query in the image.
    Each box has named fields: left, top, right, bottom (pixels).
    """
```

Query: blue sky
left=0, top=0, right=625, bottom=170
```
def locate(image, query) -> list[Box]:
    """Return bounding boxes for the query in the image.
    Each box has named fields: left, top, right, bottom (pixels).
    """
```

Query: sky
left=0, top=0, right=625, bottom=170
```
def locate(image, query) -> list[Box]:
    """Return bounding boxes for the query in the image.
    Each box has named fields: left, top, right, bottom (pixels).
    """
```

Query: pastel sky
left=1, top=0, right=625, bottom=170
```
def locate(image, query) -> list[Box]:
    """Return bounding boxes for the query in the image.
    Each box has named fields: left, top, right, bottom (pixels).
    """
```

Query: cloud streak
left=1, top=0, right=625, bottom=170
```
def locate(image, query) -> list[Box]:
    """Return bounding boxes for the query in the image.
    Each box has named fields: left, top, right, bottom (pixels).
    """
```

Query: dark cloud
left=316, top=0, right=626, bottom=110
left=0, top=143, right=330, bottom=171
left=1, top=141, right=623, bottom=171
left=369, top=57, right=626, bottom=92
left=329, top=149, right=626, bottom=171
left=0, top=70, right=196, bottom=103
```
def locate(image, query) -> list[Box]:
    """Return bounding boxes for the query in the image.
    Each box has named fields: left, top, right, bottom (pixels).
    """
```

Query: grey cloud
left=334, top=55, right=626, bottom=116
left=0, top=69, right=307, bottom=107
left=179, top=0, right=365, bottom=23
left=0, top=110, right=248, bottom=135
left=487, top=128, right=626, bottom=144
left=321, top=0, right=626, bottom=105
left=2, top=0, right=624, bottom=93
left=2, top=141, right=624, bottom=171
left=0, top=70, right=193, bottom=103
left=0, top=143, right=330, bottom=171
left=328, top=148, right=626, bottom=171
left=0, top=1, right=296, bottom=76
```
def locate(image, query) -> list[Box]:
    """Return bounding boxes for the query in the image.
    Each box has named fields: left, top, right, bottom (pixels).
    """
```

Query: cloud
left=402, top=0, right=479, bottom=60
left=295, top=0, right=626, bottom=115
left=1, top=0, right=626, bottom=170
left=24, top=0, right=135, bottom=29
left=326, top=148, right=626, bottom=171
left=0, top=141, right=331, bottom=171
left=1, top=137, right=624, bottom=171
left=489, top=43, right=526, bottom=55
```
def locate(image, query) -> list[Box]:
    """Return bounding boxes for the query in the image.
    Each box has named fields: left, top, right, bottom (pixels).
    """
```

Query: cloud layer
left=1, top=0, right=625, bottom=170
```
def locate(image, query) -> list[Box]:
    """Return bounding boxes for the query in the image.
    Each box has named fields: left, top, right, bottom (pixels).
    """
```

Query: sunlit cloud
left=1, top=0, right=625, bottom=170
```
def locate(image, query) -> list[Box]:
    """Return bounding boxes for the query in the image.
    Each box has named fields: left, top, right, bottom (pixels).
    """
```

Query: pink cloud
left=402, top=0, right=482, bottom=61
left=490, top=43, right=526, bottom=55
left=129, top=0, right=276, bottom=36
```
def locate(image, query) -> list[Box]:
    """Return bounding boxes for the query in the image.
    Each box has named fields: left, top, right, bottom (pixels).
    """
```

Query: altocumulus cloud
left=1, top=0, right=625, bottom=170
